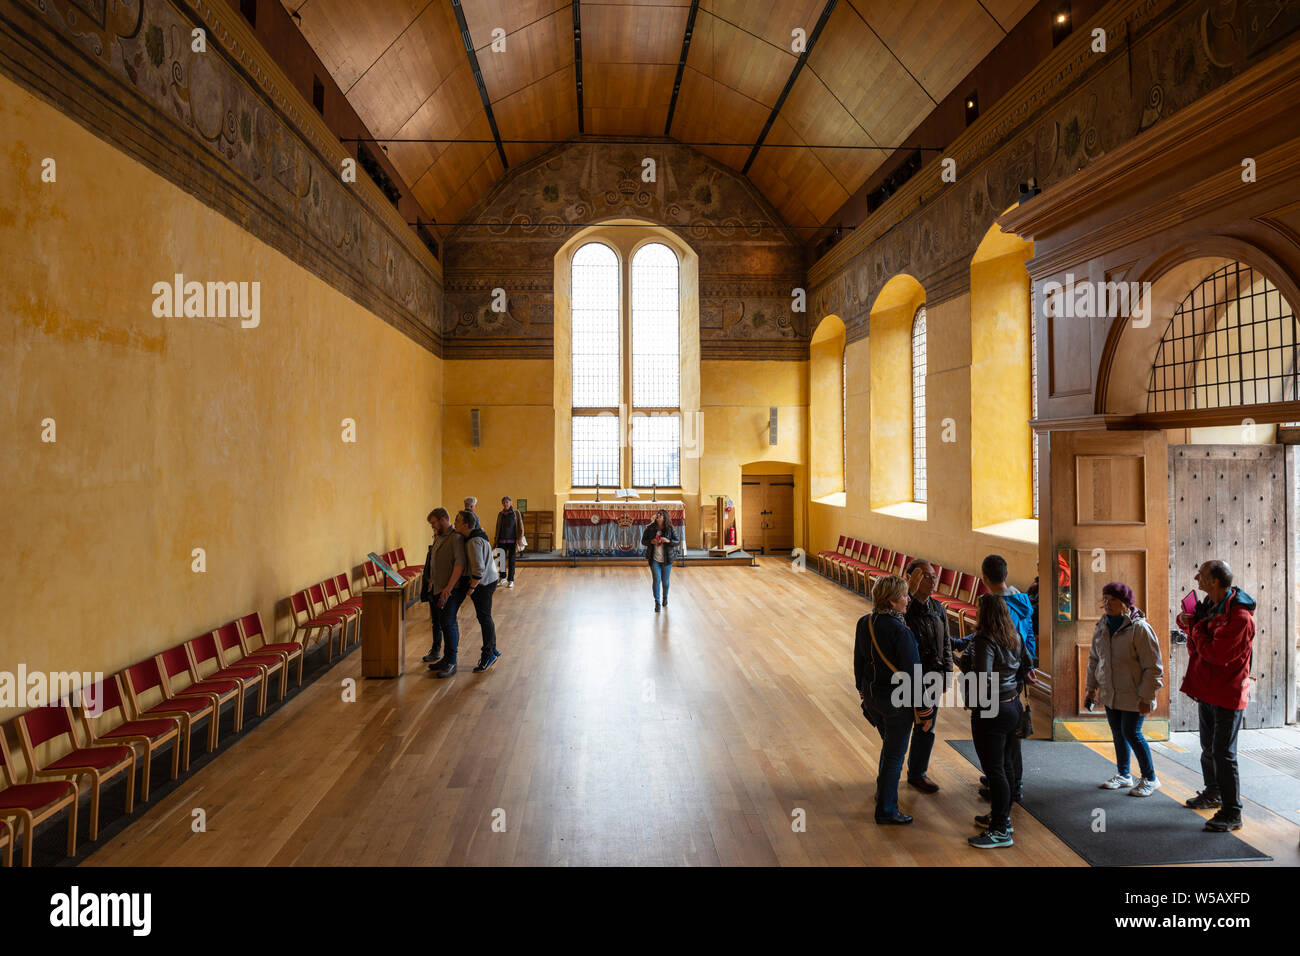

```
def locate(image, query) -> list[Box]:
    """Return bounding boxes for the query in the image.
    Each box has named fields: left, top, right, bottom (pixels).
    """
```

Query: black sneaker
left=473, top=649, right=501, bottom=673
left=1185, top=790, right=1222, bottom=810
left=968, top=828, right=1014, bottom=848
left=654, top=603, right=661, bottom=613
left=422, top=648, right=442, bottom=663
left=434, top=661, right=457, bottom=678
left=1204, top=812, right=1243, bottom=832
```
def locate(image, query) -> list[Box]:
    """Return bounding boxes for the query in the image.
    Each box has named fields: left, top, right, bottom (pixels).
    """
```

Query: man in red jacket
left=1175, top=560, right=1256, bottom=832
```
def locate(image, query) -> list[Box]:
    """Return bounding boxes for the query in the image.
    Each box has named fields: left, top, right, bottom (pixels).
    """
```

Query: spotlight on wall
left=471, top=409, right=481, bottom=447
left=769, top=407, right=779, bottom=446
left=1051, top=2, right=1072, bottom=46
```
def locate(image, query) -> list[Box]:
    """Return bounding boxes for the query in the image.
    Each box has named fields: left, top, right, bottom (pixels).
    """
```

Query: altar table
left=563, top=500, right=686, bottom=557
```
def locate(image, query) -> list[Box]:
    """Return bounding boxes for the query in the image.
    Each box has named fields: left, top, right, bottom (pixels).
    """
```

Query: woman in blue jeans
left=1085, top=581, right=1164, bottom=796
left=641, top=510, right=678, bottom=612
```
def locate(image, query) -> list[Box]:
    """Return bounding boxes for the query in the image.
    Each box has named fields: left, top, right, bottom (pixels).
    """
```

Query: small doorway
left=741, top=475, right=795, bottom=554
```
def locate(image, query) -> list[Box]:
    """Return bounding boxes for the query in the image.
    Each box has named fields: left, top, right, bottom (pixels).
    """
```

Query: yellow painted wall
left=441, top=360, right=555, bottom=518
left=810, top=292, right=1038, bottom=593
left=701, top=360, right=807, bottom=550
left=0, top=75, right=441, bottom=720
left=970, top=248, right=1034, bottom=528
left=809, top=316, right=846, bottom=500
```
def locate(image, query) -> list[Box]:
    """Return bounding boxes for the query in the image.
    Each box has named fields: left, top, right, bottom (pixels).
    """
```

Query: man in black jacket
left=903, top=558, right=953, bottom=794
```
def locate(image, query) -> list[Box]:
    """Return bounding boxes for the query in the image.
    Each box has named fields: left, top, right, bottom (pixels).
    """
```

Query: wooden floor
left=83, top=560, right=1292, bottom=866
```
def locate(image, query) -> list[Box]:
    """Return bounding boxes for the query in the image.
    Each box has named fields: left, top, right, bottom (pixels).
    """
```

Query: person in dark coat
left=958, top=593, right=1033, bottom=848
left=855, top=574, right=935, bottom=825
left=903, top=558, right=953, bottom=794
left=642, top=509, right=678, bottom=613
left=493, top=495, right=526, bottom=588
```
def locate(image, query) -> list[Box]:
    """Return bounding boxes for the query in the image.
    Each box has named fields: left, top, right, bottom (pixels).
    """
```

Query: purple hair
left=1101, top=581, right=1135, bottom=607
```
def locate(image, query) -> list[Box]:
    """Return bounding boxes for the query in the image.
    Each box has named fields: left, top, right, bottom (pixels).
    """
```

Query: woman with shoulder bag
left=642, top=509, right=678, bottom=613
left=958, top=594, right=1032, bottom=848
left=1085, top=581, right=1164, bottom=796
left=853, top=575, right=935, bottom=825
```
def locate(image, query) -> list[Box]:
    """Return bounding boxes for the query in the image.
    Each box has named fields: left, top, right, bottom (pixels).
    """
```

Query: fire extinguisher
left=726, top=526, right=737, bottom=546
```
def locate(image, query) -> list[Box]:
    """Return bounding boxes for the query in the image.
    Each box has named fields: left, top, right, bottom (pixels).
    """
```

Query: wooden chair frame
left=76, top=675, right=180, bottom=803
left=123, top=658, right=220, bottom=769
left=0, top=728, right=78, bottom=866
left=237, top=611, right=304, bottom=689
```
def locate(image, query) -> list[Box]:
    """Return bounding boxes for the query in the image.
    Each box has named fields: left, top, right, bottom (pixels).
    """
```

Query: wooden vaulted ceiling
left=282, top=0, right=1038, bottom=233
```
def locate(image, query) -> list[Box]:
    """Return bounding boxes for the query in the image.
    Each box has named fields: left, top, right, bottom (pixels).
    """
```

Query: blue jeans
left=1105, top=706, right=1154, bottom=779
left=871, top=701, right=914, bottom=817
left=907, top=720, right=935, bottom=780
left=438, top=583, right=468, bottom=664
left=650, top=560, right=672, bottom=604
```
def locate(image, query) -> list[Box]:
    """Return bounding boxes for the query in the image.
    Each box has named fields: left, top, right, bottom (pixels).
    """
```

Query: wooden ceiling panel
left=585, top=63, right=676, bottom=110
left=493, top=65, right=581, bottom=166
left=584, top=107, right=671, bottom=137
left=280, top=0, right=426, bottom=93
left=477, top=5, right=574, bottom=105
left=583, top=2, right=689, bottom=66
left=752, top=113, right=850, bottom=226
left=435, top=153, right=509, bottom=228
left=411, top=116, right=503, bottom=224
left=777, top=70, right=877, bottom=193
left=385, top=65, right=489, bottom=191
left=686, top=11, right=794, bottom=110
left=981, top=0, right=1041, bottom=33
left=703, top=0, right=826, bottom=55
left=847, top=0, right=1006, bottom=102
left=345, top=1, right=468, bottom=139
left=461, top=0, right=570, bottom=48
left=670, top=67, right=769, bottom=155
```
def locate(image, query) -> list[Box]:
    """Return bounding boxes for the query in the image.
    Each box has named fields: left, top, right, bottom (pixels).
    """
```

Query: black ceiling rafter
left=741, top=0, right=839, bottom=175
left=663, top=0, right=701, bottom=136
left=573, top=0, right=584, bottom=134
left=450, top=0, right=508, bottom=171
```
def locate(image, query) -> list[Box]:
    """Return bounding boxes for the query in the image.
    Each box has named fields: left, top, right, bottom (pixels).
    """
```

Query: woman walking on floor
left=642, top=509, right=678, bottom=612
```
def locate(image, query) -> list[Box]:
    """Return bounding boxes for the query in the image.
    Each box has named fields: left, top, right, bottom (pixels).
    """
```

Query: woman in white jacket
left=1084, top=581, right=1164, bottom=796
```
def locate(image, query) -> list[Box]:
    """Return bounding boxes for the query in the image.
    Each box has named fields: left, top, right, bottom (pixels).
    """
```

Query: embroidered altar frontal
left=563, top=501, right=686, bottom=557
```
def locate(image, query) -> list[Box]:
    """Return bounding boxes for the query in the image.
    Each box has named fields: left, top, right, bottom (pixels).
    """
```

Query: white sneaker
left=1129, top=776, right=1161, bottom=797
left=507, top=580, right=514, bottom=588
left=1100, top=773, right=1135, bottom=790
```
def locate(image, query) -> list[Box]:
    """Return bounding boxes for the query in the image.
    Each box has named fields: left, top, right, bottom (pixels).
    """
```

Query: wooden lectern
left=361, top=586, right=405, bottom=678
left=708, top=494, right=740, bottom=555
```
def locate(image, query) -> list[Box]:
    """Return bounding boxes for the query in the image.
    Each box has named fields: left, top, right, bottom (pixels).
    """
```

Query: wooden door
left=741, top=476, right=795, bottom=553
left=1167, top=445, right=1290, bottom=730
left=1046, top=430, right=1169, bottom=737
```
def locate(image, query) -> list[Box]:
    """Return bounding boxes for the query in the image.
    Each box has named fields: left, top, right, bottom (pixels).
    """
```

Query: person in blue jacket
left=854, top=574, right=935, bottom=825
left=979, top=554, right=1037, bottom=666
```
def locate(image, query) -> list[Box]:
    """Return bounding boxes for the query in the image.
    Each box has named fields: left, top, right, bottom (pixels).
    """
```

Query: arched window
left=571, top=240, right=682, bottom=488
left=630, top=242, right=681, bottom=486
left=1148, top=262, right=1299, bottom=412
left=571, top=242, right=620, bottom=486
left=911, top=306, right=927, bottom=503
left=842, top=350, right=847, bottom=490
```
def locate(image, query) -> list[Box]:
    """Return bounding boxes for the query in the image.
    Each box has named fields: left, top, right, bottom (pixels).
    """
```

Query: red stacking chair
left=830, top=538, right=862, bottom=585
left=0, top=818, right=9, bottom=868
left=187, top=631, right=269, bottom=720
left=213, top=622, right=287, bottom=701
left=237, top=611, right=304, bottom=689
left=868, top=548, right=897, bottom=586
left=75, top=675, right=180, bottom=803
left=123, top=658, right=218, bottom=770
left=290, top=590, right=345, bottom=661
left=158, top=644, right=244, bottom=734
left=394, top=548, right=422, bottom=580
left=321, top=577, right=363, bottom=649
left=932, top=567, right=961, bottom=611
left=363, top=559, right=382, bottom=588
left=307, top=583, right=357, bottom=649
left=843, top=540, right=871, bottom=592
left=16, top=703, right=135, bottom=843
left=944, top=572, right=980, bottom=636
left=0, top=726, right=78, bottom=866
left=862, top=544, right=882, bottom=572
left=817, top=535, right=847, bottom=575
left=333, top=573, right=365, bottom=613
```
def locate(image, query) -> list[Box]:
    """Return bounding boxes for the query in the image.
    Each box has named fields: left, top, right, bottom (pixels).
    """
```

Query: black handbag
left=1016, top=685, right=1034, bottom=738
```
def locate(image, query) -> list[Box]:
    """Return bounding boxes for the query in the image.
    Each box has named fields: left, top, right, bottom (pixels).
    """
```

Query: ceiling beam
left=741, top=0, right=839, bottom=175
left=573, top=0, right=584, bottom=134
left=450, top=0, right=508, bottom=171
left=663, top=0, right=700, bottom=136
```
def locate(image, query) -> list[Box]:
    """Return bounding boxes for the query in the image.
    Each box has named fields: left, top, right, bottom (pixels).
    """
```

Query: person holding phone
left=642, top=509, right=678, bottom=612
left=855, top=574, right=934, bottom=825
left=1084, top=582, right=1163, bottom=796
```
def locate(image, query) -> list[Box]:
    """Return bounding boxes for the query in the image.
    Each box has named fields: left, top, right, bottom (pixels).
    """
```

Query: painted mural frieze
left=444, top=139, right=806, bottom=359
left=6, top=0, right=441, bottom=352
left=811, top=0, right=1299, bottom=343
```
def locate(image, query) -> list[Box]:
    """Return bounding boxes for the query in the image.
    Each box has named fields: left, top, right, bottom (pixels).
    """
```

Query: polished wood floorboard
left=83, top=560, right=1289, bottom=866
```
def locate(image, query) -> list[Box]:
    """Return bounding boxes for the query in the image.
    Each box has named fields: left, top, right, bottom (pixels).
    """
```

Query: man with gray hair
left=463, top=496, right=480, bottom=529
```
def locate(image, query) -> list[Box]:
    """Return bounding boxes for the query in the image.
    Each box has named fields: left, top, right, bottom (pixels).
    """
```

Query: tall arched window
left=571, top=240, right=682, bottom=488
left=571, top=242, right=621, bottom=486
left=1030, top=290, right=1039, bottom=518
left=911, top=306, right=927, bottom=503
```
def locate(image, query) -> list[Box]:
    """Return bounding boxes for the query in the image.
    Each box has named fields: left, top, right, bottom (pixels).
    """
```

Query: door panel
left=765, top=480, right=795, bottom=552
left=741, top=480, right=763, bottom=552
left=1168, top=445, right=1289, bottom=729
